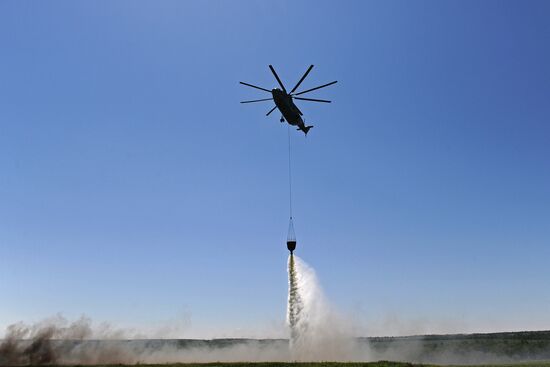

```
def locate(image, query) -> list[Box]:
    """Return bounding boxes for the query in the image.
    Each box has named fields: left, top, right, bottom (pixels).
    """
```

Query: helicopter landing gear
left=280, top=116, right=285, bottom=123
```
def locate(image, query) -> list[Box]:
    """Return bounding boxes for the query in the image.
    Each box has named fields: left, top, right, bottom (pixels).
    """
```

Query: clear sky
left=1, top=1, right=550, bottom=338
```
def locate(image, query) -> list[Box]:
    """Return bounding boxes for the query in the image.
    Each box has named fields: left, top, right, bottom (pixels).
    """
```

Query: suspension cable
left=287, top=124, right=293, bottom=219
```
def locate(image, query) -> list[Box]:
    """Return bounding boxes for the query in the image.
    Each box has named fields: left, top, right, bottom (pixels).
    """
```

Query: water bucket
left=287, top=217, right=296, bottom=253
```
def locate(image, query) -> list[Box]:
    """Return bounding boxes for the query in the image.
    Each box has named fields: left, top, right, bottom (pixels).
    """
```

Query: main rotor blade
left=266, top=106, right=277, bottom=116
left=240, top=98, right=273, bottom=104
left=289, top=65, right=314, bottom=94
left=240, top=82, right=271, bottom=93
left=293, top=80, right=338, bottom=96
left=268, top=65, right=287, bottom=93
left=293, top=97, right=331, bottom=103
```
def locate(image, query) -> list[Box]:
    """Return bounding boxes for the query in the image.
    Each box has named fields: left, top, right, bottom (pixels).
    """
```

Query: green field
left=45, top=362, right=550, bottom=367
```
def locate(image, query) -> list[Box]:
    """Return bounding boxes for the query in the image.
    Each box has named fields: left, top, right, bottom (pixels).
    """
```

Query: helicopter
left=240, top=65, right=337, bottom=135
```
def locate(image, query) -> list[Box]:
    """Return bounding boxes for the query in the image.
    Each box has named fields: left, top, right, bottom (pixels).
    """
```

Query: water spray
left=287, top=253, right=302, bottom=346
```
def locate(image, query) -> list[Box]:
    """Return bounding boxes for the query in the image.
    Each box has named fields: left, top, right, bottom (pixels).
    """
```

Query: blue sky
left=1, top=1, right=550, bottom=337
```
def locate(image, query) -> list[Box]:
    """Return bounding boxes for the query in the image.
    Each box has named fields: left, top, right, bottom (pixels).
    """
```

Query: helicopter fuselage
left=271, top=88, right=305, bottom=128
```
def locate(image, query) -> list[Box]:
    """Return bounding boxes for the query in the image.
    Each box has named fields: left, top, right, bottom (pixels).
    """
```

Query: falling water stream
left=287, top=253, right=302, bottom=346
left=287, top=254, right=356, bottom=360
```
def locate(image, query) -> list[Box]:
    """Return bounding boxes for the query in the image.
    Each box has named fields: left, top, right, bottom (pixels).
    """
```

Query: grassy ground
left=45, top=361, right=550, bottom=367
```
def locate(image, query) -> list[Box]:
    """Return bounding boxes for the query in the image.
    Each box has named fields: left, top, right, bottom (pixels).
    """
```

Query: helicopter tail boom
left=297, top=125, right=313, bottom=135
